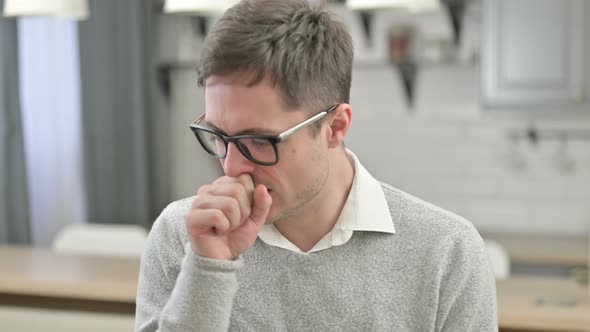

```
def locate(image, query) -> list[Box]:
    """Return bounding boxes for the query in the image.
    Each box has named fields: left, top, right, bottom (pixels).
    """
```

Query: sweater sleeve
left=434, top=225, right=498, bottom=332
left=135, top=202, right=243, bottom=332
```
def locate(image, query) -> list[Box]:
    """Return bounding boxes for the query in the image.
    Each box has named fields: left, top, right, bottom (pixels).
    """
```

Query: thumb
left=249, top=184, right=272, bottom=228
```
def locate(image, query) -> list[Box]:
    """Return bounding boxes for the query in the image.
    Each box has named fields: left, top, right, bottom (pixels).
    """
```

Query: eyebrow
left=202, top=120, right=279, bottom=136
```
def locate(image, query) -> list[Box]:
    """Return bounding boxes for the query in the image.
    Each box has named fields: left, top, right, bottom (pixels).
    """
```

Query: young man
left=135, top=0, right=497, bottom=331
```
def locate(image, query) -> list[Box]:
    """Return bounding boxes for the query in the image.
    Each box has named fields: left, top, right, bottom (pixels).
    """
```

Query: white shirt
left=258, top=150, right=396, bottom=254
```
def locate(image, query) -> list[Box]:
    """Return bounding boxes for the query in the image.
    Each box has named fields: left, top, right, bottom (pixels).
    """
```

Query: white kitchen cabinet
left=482, top=0, right=587, bottom=110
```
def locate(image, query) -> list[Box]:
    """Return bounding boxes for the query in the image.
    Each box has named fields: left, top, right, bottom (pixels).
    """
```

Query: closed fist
left=185, top=174, right=272, bottom=260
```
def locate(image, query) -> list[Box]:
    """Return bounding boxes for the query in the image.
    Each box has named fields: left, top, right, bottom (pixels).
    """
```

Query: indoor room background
left=1, top=0, right=589, bottom=331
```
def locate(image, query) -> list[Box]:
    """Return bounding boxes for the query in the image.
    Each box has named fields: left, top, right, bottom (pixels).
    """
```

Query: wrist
left=184, top=243, right=244, bottom=271
left=190, top=242, right=236, bottom=261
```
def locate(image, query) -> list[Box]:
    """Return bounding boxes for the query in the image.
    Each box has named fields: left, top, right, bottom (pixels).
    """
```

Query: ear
left=325, top=104, right=352, bottom=149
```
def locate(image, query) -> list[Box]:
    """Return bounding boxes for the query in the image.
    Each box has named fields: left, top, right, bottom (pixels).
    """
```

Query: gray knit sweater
left=135, top=183, right=498, bottom=331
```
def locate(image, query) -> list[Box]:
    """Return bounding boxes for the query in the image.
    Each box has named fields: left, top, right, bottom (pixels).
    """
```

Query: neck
left=274, top=149, right=355, bottom=252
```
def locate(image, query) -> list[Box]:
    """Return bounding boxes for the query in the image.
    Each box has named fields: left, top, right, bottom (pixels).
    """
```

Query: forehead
left=204, top=74, right=303, bottom=134
left=206, top=74, right=285, bottom=107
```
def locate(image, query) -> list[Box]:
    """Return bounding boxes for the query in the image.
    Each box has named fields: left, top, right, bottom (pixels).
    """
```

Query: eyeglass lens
left=195, top=130, right=277, bottom=164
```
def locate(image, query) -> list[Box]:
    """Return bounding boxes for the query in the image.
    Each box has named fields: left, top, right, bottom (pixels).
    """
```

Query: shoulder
left=158, top=196, right=195, bottom=225
left=379, top=182, right=483, bottom=249
left=150, top=196, right=194, bottom=237
left=378, top=182, right=494, bottom=286
left=144, top=196, right=195, bottom=261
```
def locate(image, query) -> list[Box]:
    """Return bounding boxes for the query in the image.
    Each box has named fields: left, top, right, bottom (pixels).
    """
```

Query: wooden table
left=483, top=233, right=588, bottom=267
left=0, top=245, right=139, bottom=314
left=497, top=276, right=590, bottom=332
left=1, top=245, right=589, bottom=330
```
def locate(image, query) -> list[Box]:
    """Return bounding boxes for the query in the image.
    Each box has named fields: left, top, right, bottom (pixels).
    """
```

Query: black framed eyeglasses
left=189, top=104, right=339, bottom=166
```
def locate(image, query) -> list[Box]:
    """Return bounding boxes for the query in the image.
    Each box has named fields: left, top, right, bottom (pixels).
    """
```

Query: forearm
left=158, top=246, right=243, bottom=332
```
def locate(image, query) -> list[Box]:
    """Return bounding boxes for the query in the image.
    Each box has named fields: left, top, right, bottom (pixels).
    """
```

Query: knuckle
left=212, top=209, right=226, bottom=222
left=236, top=185, right=248, bottom=200
left=234, top=195, right=249, bottom=215
left=192, top=194, right=211, bottom=210
left=191, top=196, right=203, bottom=209
left=229, top=185, right=241, bottom=197
left=229, top=197, right=240, bottom=211
left=224, top=198, right=240, bottom=220
left=197, top=184, right=211, bottom=195
left=212, top=210, right=229, bottom=231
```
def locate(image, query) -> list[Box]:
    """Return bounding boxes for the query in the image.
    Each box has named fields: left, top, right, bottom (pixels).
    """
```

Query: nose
left=222, top=142, right=256, bottom=177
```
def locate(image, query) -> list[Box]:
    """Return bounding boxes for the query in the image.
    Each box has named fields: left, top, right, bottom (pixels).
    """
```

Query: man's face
left=204, top=74, right=330, bottom=224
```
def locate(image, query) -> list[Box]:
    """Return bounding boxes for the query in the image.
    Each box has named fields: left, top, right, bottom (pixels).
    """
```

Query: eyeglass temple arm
left=277, top=104, right=339, bottom=141
left=276, top=111, right=328, bottom=142
left=191, top=104, right=339, bottom=137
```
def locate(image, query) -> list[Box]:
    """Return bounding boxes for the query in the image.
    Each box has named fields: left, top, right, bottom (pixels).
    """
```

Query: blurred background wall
left=160, top=1, right=590, bottom=238
left=1, top=0, right=589, bottom=246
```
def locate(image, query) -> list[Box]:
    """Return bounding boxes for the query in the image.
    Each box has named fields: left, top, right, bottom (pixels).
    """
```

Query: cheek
left=268, top=138, right=321, bottom=188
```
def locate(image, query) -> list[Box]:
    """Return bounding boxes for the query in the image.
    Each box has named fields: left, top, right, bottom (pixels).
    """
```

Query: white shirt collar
left=258, top=150, right=395, bottom=254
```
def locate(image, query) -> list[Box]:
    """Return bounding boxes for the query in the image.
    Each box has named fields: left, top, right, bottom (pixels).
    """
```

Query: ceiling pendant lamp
left=406, top=0, right=441, bottom=12
left=3, top=0, right=88, bottom=20
left=346, top=0, right=440, bottom=12
left=164, top=0, right=240, bottom=14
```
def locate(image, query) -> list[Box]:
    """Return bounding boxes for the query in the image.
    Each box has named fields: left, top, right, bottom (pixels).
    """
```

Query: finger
left=185, top=209, right=231, bottom=235
left=196, top=183, right=213, bottom=196
left=248, top=184, right=272, bottom=229
left=214, top=174, right=253, bottom=186
left=192, top=195, right=242, bottom=230
left=204, top=183, right=252, bottom=222
left=235, top=174, right=255, bottom=192
left=198, top=175, right=249, bottom=193
left=215, top=175, right=255, bottom=197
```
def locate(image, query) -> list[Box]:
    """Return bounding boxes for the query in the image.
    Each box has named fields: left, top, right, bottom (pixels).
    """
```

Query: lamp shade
left=164, top=0, right=240, bottom=14
left=347, top=0, right=440, bottom=12
left=3, top=0, right=88, bottom=19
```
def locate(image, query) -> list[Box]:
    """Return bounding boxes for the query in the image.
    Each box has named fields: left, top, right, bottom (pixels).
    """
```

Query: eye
left=250, top=138, right=268, bottom=146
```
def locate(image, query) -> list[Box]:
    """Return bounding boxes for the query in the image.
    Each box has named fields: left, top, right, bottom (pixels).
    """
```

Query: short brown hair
left=197, top=0, right=353, bottom=114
